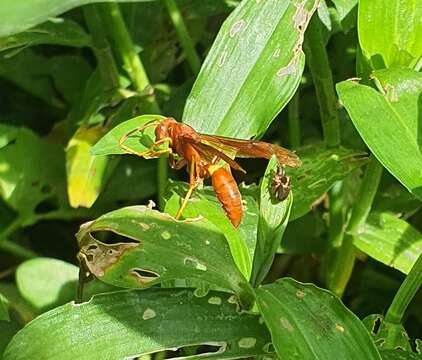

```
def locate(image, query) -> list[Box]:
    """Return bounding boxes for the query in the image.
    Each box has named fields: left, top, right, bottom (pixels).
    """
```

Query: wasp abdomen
left=211, top=167, right=242, bottom=227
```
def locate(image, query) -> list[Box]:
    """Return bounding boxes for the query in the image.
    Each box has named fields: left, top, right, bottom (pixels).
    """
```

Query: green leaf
left=363, top=314, right=413, bottom=352
left=256, top=278, right=382, bottom=359
left=331, top=0, right=358, bottom=33
left=76, top=205, right=255, bottom=308
left=380, top=349, right=422, bottom=360
left=164, top=181, right=258, bottom=281
left=336, top=68, right=422, bottom=200
left=90, top=114, right=165, bottom=156
left=0, top=0, right=158, bottom=38
left=0, top=293, right=10, bottom=321
left=0, top=49, right=62, bottom=107
left=3, top=288, right=272, bottom=360
left=0, top=19, right=91, bottom=54
left=16, top=258, right=79, bottom=312
left=0, top=311, right=21, bottom=358
left=66, top=126, right=117, bottom=208
left=183, top=0, right=318, bottom=138
left=251, top=156, right=292, bottom=286
left=353, top=212, right=422, bottom=274
left=0, top=125, right=67, bottom=218
left=289, top=143, right=368, bottom=220
left=358, top=0, right=422, bottom=69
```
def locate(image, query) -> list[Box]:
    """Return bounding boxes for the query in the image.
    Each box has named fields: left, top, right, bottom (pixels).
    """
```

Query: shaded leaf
left=336, top=68, right=422, bottom=200
left=256, top=278, right=381, bottom=359
left=0, top=0, right=158, bottom=37
left=183, top=0, right=318, bottom=138
left=0, top=312, right=21, bottom=358
left=4, top=288, right=272, bottom=360
left=353, top=212, right=422, bottom=274
left=66, top=126, right=117, bottom=208
left=331, top=0, right=358, bottom=33
left=76, top=205, right=255, bottom=308
left=252, top=156, right=292, bottom=286
left=289, top=143, right=368, bottom=220
left=0, top=293, right=10, bottom=321
left=90, top=114, right=165, bottom=156
left=358, top=0, right=422, bottom=69
left=0, top=19, right=91, bottom=54
left=16, top=258, right=79, bottom=312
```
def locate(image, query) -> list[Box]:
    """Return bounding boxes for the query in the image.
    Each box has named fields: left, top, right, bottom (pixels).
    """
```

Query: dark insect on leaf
left=270, top=165, right=291, bottom=201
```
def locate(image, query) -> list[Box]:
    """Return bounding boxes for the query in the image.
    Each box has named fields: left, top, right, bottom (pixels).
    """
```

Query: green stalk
left=97, top=3, right=167, bottom=209
left=0, top=239, right=37, bottom=259
left=327, top=155, right=383, bottom=296
left=163, top=0, right=201, bottom=75
left=303, top=16, right=340, bottom=148
left=83, top=5, right=120, bottom=90
left=287, top=91, right=301, bottom=149
left=385, top=253, right=422, bottom=324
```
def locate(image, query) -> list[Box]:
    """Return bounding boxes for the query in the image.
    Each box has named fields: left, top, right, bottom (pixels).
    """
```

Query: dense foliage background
left=0, top=0, right=421, bottom=359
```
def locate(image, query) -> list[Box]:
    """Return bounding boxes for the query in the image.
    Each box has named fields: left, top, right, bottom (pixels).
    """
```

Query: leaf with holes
left=358, top=0, right=422, bottom=69
left=76, top=205, right=255, bottom=308
left=0, top=125, right=67, bottom=218
left=183, top=0, right=318, bottom=138
left=288, top=143, right=368, bottom=220
left=337, top=68, right=422, bottom=200
left=252, top=156, right=292, bottom=286
left=256, top=278, right=382, bottom=359
left=353, top=212, right=422, bottom=274
left=3, top=288, right=272, bottom=360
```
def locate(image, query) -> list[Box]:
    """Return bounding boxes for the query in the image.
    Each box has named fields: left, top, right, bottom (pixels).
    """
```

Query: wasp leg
left=119, top=136, right=171, bottom=158
left=175, top=159, right=200, bottom=220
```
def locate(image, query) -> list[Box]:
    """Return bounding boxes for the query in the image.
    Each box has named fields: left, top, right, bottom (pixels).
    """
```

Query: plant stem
left=287, top=91, right=300, bottom=149
left=328, top=155, right=383, bottom=296
left=385, top=253, right=422, bottom=324
left=0, top=239, right=37, bottom=259
left=83, top=5, right=120, bottom=89
left=98, top=3, right=167, bottom=209
left=163, top=0, right=201, bottom=75
left=303, top=16, right=340, bottom=148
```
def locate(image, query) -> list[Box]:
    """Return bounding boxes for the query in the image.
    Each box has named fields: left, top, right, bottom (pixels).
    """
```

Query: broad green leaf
left=0, top=0, right=158, bottom=37
left=164, top=180, right=258, bottom=281
left=16, top=258, right=79, bottom=312
left=358, top=0, right=422, bottom=69
left=0, top=312, right=21, bottom=358
left=76, top=205, right=255, bottom=308
left=380, top=349, right=422, bottom=360
left=289, top=143, right=368, bottom=220
left=4, top=288, right=272, bottom=360
left=252, top=156, right=292, bottom=286
left=0, top=49, right=62, bottom=107
left=66, top=126, right=117, bottom=208
left=0, top=19, right=91, bottom=54
left=336, top=68, right=422, bottom=200
left=0, top=125, right=67, bottom=218
left=256, top=278, right=381, bottom=359
left=183, top=0, right=318, bottom=138
left=331, top=0, right=357, bottom=33
left=363, top=314, right=413, bottom=352
left=0, top=293, right=9, bottom=321
left=90, top=114, right=165, bottom=156
left=353, top=212, right=422, bottom=274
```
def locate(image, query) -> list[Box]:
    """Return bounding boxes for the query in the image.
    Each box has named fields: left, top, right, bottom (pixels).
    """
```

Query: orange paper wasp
left=119, top=118, right=301, bottom=227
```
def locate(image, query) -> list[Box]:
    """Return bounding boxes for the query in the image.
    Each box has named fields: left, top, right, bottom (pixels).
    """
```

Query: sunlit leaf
left=3, top=288, right=272, bottom=360
left=0, top=19, right=91, bottom=54
left=358, top=0, right=422, bottom=69
left=354, top=212, right=422, bottom=274
left=256, top=278, right=381, bottom=359
left=90, top=114, right=165, bottom=156
left=380, top=349, right=422, bottom=360
left=251, top=156, right=292, bottom=286
left=337, top=68, right=422, bottom=200
left=289, top=143, right=368, bottom=220
left=66, top=126, right=117, bottom=208
left=76, top=205, right=255, bottom=308
left=16, top=258, right=79, bottom=312
left=183, top=0, right=318, bottom=138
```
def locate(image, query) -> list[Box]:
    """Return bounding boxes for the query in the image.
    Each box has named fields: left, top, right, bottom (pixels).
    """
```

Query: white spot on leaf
left=230, top=20, right=246, bottom=37
left=184, top=256, right=207, bottom=271
left=142, top=308, right=156, bottom=320
left=161, top=230, right=171, bottom=239
left=238, top=337, right=257, bottom=348
left=280, top=317, right=294, bottom=332
left=208, top=296, right=222, bottom=305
